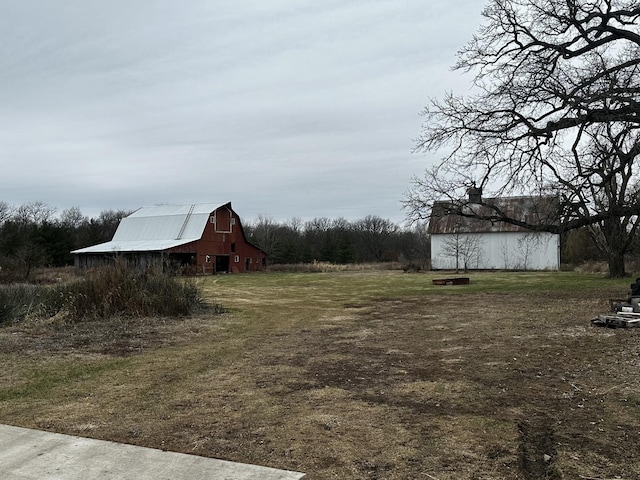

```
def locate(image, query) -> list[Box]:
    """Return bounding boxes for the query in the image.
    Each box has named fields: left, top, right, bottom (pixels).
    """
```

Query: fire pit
left=432, top=277, right=470, bottom=286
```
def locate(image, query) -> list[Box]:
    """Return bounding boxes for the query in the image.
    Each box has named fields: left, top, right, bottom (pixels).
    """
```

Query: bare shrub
left=64, top=264, right=205, bottom=320
left=0, top=263, right=208, bottom=324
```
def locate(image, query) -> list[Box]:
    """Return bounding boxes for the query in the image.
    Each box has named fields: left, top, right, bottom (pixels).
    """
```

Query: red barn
left=72, top=202, right=266, bottom=274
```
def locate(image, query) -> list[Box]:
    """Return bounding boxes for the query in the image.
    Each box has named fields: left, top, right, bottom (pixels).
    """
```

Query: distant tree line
left=0, top=200, right=625, bottom=282
left=244, top=214, right=640, bottom=269
left=244, top=214, right=431, bottom=266
left=0, top=201, right=131, bottom=280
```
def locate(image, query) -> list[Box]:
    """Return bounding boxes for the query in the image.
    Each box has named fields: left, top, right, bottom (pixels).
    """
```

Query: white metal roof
left=72, top=203, right=227, bottom=254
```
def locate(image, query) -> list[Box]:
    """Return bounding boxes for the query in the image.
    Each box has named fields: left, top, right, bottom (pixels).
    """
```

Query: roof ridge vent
left=176, top=204, right=195, bottom=239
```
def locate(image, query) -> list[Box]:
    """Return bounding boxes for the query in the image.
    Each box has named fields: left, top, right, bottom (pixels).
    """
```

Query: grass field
left=0, top=270, right=639, bottom=479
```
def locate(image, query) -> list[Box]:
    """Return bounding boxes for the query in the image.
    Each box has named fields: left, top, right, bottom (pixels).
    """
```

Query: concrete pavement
left=0, top=424, right=305, bottom=479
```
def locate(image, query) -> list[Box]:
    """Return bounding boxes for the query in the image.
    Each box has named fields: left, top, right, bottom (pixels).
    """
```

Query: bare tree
left=515, top=233, right=544, bottom=271
left=287, top=217, right=303, bottom=233
left=500, top=240, right=513, bottom=270
left=0, top=201, right=13, bottom=226
left=440, top=225, right=484, bottom=273
left=354, top=215, right=399, bottom=261
left=305, top=217, right=332, bottom=233
left=407, top=222, right=431, bottom=269
left=461, top=234, right=484, bottom=271
left=248, top=214, right=279, bottom=255
left=405, top=0, right=640, bottom=277
left=14, top=238, right=46, bottom=280
left=59, top=206, right=87, bottom=229
left=14, top=201, right=56, bottom=226
left=96, top=209, right=133, bottom=242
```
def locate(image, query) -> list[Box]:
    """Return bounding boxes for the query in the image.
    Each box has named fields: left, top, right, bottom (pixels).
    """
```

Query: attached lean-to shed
left=72, top=202, right=267, bottom=274
left=428, top=192, right=560, bottom=271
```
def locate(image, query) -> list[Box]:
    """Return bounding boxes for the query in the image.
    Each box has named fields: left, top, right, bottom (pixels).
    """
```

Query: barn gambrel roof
left=427, top=196, right=560, bottom=235
left=72, top=203, right=229, bottom=254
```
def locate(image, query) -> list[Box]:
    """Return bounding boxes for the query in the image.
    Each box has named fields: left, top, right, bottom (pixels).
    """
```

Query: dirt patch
left=1, top=283, right=639, bottom=479
left=239, top=293, right=640, bottom=478
left=0, top=313, right=222, bottom=356
left=517, top=417, right=561, bottom=480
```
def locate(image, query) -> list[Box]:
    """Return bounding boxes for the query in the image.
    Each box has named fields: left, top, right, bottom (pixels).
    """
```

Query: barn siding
left=194, top=207, right=265, bottom=274
left=431, top=231, right=559, bottom=270
left=74, top=252, right=164, bottom=272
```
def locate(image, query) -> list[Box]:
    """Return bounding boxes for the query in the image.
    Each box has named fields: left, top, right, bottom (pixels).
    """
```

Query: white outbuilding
left=428, top=192, right=560, bottom=271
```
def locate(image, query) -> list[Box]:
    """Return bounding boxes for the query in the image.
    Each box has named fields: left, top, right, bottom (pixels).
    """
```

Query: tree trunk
left=600, top=216, right=628, bottom=278
left=608, top=251, right=626, bottom=278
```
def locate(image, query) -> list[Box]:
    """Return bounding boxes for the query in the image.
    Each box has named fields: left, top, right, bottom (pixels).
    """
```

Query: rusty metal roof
left=427, top=196, right=559, bottom=234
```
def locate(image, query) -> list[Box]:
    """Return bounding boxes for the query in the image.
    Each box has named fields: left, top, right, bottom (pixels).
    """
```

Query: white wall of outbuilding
left=431, top=231, right=560, bottom=270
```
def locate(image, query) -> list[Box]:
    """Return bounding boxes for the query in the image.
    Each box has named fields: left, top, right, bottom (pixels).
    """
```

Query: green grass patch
left=207, top=270, right=630, bottom=306
left=0, top=358, right=126, bottom=402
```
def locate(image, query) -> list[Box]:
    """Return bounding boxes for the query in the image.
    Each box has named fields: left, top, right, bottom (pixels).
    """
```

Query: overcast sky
left=0, top=1, right=485, bottom=225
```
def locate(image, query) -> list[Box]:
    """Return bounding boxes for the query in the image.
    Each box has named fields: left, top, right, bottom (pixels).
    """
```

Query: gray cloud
left=0, top=0, right=483, bottom=223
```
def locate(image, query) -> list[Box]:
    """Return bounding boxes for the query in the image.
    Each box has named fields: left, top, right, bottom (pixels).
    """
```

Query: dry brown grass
left=0, top=271, right=639, bottom=479
left=266, top=261, right=404, bottom=273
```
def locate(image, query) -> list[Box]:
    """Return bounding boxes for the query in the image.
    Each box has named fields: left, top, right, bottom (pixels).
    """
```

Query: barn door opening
left=215, top=255, right=229, bottom=273
left=244, top=258, right=251, bottom=272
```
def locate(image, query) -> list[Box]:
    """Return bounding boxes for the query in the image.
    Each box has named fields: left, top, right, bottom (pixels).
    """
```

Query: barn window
left=231, top=243, right=236, bottom=253
left=234, top=255, right=239, bottom=263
